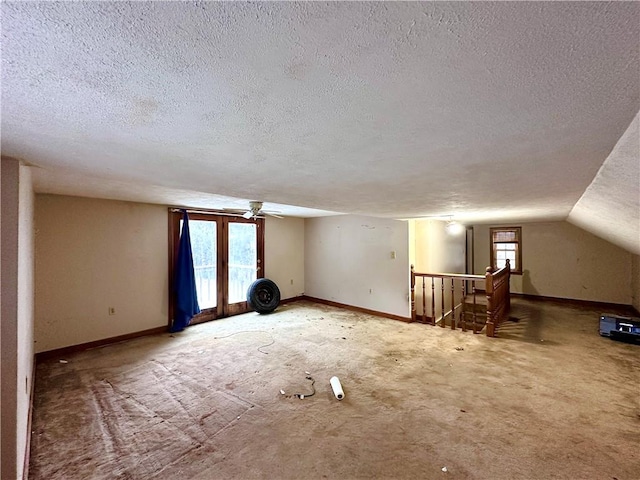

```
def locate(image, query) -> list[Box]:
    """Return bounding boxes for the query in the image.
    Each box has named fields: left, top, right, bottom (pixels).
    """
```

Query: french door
left=168, top=211, right=264, bottom=327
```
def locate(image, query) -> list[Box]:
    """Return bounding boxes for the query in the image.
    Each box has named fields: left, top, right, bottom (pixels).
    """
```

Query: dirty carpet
left=29, top=299, right=639, bottom=479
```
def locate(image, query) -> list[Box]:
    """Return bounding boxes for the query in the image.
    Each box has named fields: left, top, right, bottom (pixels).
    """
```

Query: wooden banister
left=410, top=261, right=511, bottom=337
left=412, top=272, right=486, bottom=281
left=410, top=265, right=416, bottom=322
left=485, top=259, right=511, bottom=337
left=410, top=268, right=484, bottom=329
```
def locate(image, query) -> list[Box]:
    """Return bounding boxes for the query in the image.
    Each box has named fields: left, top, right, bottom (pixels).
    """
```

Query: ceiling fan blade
left=266, top=212, right=283, bottom=219
left=242, top=211, right=254, bottom=219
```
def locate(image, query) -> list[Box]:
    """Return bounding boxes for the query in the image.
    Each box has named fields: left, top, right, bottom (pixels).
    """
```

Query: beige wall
left=16, top=165, right=34, bottom=480
left=305, top=215, right=410, bottom=318
left=411, top=219, right=467, bottom=318
left=264, top=216, right=305, bottom=299
left=632, top=254, right=640, bottom=313
left=35, top=195, right=169, bottom=353
left=413, top=220, right=466, bottom=273
left=408, top=219, right=416, bottom=267
left=35, top=196, right=311, bottom=353
left=473, top=221, right=632, bottom=305
left=1, top=160, right=35, bottom=480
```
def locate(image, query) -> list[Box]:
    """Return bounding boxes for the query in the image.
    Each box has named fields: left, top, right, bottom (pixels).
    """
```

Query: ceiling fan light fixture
left=233, top=201, right=283, bottom=219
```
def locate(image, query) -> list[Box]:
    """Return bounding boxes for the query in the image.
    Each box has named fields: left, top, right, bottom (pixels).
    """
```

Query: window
left=188, top=219, right=218, bottom=309
left=169, top=210, right=264, bottom=326
left=490, top=227, right=522, bottom=274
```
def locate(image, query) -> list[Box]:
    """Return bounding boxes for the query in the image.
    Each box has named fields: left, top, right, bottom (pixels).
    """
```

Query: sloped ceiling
left=2, top=2, right=639, bottom=233
left=568, top=113, right=640, bottom=255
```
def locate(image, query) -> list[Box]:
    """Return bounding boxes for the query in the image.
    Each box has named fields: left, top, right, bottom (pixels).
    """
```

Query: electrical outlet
left=391, top=251, right=396, bottom=259
left=108, top=307, right=116, bottom=315
left=290, top=279, right=294, bottom=285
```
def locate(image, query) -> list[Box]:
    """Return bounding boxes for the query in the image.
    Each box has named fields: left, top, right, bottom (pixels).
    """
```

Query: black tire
left=247, top=278, right=281, bottom=314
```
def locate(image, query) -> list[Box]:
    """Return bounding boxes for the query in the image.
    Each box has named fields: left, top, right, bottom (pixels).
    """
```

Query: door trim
left=168, top=209, right=264, bottom=329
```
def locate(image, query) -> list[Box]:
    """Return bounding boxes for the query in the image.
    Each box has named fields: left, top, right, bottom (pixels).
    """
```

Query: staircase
left=410, top=262, right=511, bottom=337
left=461, top=294, right=488, bottom=333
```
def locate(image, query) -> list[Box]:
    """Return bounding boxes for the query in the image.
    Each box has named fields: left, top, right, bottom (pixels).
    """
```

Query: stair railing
left=410, top=260, right=511, bottom=336
left=410, top=267, right=485, bottom=332
left=485, top=259, right=511, bottom=337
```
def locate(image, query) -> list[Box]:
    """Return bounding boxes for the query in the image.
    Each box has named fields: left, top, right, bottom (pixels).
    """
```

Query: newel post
left=485, top=266, right=496, bottom=337
left=505, top=259, right=511, bottom=314
left=410, top=265, right=416, bottom=322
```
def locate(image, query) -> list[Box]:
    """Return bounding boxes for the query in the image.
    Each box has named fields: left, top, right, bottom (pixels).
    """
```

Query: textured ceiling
left=568, top=113, right=640, bottom=255
left=31, top=167, right=337, bottom=218
left=2, top=2, right=639, bottom=234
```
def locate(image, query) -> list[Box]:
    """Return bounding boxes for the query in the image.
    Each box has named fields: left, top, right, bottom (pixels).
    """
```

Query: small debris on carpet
left=442, top=466, right=448, bottom=472
left=59, top=360, right=68, bottom=364
left=455, top=347, right=464, bottom=351
left=280, top=375, right=316, bottom=400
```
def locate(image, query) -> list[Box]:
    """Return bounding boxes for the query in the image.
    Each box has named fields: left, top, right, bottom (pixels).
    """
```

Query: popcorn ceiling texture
left=569, top=113, right=640, bottom=255
left=1, top=2, right=638, bottom=244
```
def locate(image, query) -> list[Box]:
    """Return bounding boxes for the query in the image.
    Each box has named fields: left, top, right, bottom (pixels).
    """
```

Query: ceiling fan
left=225, top=201, right=283, bottom=219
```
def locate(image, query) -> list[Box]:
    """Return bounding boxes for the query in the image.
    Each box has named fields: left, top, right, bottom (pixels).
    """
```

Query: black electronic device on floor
left=599, top=314, right=640, bottom=343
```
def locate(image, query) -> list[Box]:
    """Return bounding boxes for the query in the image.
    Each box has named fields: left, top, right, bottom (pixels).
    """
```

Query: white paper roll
left=330, top=376, right=344, bottom=400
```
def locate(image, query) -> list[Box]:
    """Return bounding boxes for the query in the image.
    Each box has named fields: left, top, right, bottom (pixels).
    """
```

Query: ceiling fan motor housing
left=249, top=201, right=263, bottom=212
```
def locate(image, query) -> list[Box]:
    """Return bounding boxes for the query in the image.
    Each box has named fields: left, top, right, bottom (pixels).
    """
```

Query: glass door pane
left=228, top=222, right=257, bottom=304
left=185, top=219, right=217, bottom=309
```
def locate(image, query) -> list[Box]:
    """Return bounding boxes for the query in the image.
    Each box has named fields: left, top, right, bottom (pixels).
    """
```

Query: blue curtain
left=171, top=210, right=200, bottom=332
